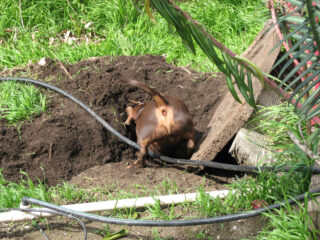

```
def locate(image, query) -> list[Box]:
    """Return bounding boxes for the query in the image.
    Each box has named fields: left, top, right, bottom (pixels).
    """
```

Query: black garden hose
left=1, top=77, right=320, bottom=239
left=19, top=187, right=320, bottom=226
left=0, top=77, right=319, bottom=174
left=0, top=207, right=87, bottom=240
left=0, top=187, right=317, bottom=240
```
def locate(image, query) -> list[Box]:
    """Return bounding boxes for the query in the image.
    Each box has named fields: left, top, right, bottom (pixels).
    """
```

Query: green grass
left=146, top=200, right=177, bottom=220
left=257, top=195, right=320, bottom=240
left=0, top=81, right=47, bottom=124
left=0, top=170, right=50, bottom=208
left=249, top=103, right=307, bottom=146
left=0, top=0, right=268, bottom=72
left=0, top=169, right=98, bottom=208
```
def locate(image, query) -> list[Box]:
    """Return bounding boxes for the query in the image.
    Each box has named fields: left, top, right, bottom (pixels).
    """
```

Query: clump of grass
left=194, top=186, right=227, bottom=217
left=50, top=182, right=97, bottom=204
left=146, top=200, right=177, bottom=220
left=0, top=169, right=96, bottom=209
left=155, top=178, right=180, bottom=195
left=249, top=103, right=307, bottom=146
left=0, top=81, right=47, bottom=124
left=0, top=170, right=50, bottom=208
left=257, top=194, right=320, bottom=240
left=108, top=206, right=140, bottom=220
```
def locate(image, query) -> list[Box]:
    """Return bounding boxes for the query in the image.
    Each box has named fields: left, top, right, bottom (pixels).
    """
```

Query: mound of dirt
left=0, top=55, right=228, bottom=186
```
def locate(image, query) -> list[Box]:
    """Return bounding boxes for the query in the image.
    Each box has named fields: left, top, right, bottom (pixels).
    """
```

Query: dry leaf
left=37, top=57, right=47, bottom=66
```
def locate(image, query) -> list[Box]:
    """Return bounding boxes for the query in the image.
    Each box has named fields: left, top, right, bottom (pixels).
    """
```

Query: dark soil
left=0, top=55, right=270, bottom=239
left=0, top=55, right=228, bottom=186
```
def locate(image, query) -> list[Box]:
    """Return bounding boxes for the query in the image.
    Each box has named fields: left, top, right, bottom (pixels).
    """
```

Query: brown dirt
left=0, top=55, right=229, bottom=186
left=0, top=55, right=267, bottom=239
left=2, top=215, right=267, bottom=240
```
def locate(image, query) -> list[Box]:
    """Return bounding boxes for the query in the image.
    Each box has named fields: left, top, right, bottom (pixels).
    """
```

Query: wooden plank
left=191, top=20, right=281, bottom=161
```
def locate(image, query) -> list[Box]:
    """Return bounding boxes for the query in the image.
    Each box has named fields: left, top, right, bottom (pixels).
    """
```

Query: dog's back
left=124, top=79, right=195, bottom=167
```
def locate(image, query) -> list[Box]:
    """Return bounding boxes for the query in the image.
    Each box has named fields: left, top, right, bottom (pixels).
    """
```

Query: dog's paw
left=133, top=159, right=145, bottom=168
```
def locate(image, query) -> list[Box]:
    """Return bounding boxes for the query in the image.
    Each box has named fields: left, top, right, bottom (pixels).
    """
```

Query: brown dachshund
left=124, top=79, right=195, bottom=167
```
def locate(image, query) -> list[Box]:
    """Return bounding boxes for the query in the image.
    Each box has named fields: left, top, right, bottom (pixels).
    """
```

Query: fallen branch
left=287, top=131, right=319, bottom=160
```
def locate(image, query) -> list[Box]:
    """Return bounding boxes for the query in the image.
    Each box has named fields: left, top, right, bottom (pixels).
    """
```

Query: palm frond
left=142, top=0, right=320, bottom=123
left=148, top=0, right=265, bottom=108
left=274, top=0, right=320, bottom=121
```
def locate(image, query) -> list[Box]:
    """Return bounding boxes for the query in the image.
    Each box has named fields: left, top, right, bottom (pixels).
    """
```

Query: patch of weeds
left=132, top=178, right=191, bottom=197
left=249, top=104, right=315, bottom=192
left=157, top=178, right=179, bottom=195
left=194, top=187, right=227, bottom=217
left=109, top=206, right=140, bottom=220
left=0, top=81, right=47, bottom=124
left=249, top=103, right=306, bottom=147
left=0, top=170, right=97, bottom=208
left=112, top=189, right=140, bottom=200
left=146, top=199, right=178, bottom=220
left=192, top=105, right=315, bottom=219
left=240, top=103, right=319, bottom=238
left=257, top=193, right=320, bottom=240
left=0, top=170, right=50, bottom=208
left=50, top=182, right=97, bottom=204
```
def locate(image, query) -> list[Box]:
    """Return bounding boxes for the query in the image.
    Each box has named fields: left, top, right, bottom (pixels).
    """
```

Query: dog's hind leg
left=134, top=138, right=151, bottom=168
left=124, top=104, right=144, bottom=125
left=184, top=131, right=195, bottom=156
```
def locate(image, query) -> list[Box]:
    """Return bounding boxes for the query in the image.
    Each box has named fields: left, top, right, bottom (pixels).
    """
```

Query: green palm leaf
left=284, top=62, right=316, bottom=94
left=141, top=0, right=320, bottom=122
left=274, top=0, right=320, bottom=121
left=148, top=0, right=259, bottom=108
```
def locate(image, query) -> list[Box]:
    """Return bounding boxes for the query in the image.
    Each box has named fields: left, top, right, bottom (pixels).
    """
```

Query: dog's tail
left=124, top=79, right=168, bottom=107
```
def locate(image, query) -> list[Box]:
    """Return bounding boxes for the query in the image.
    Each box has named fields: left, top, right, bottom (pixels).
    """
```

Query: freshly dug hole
left=0, top=55, right=228, bottom=186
